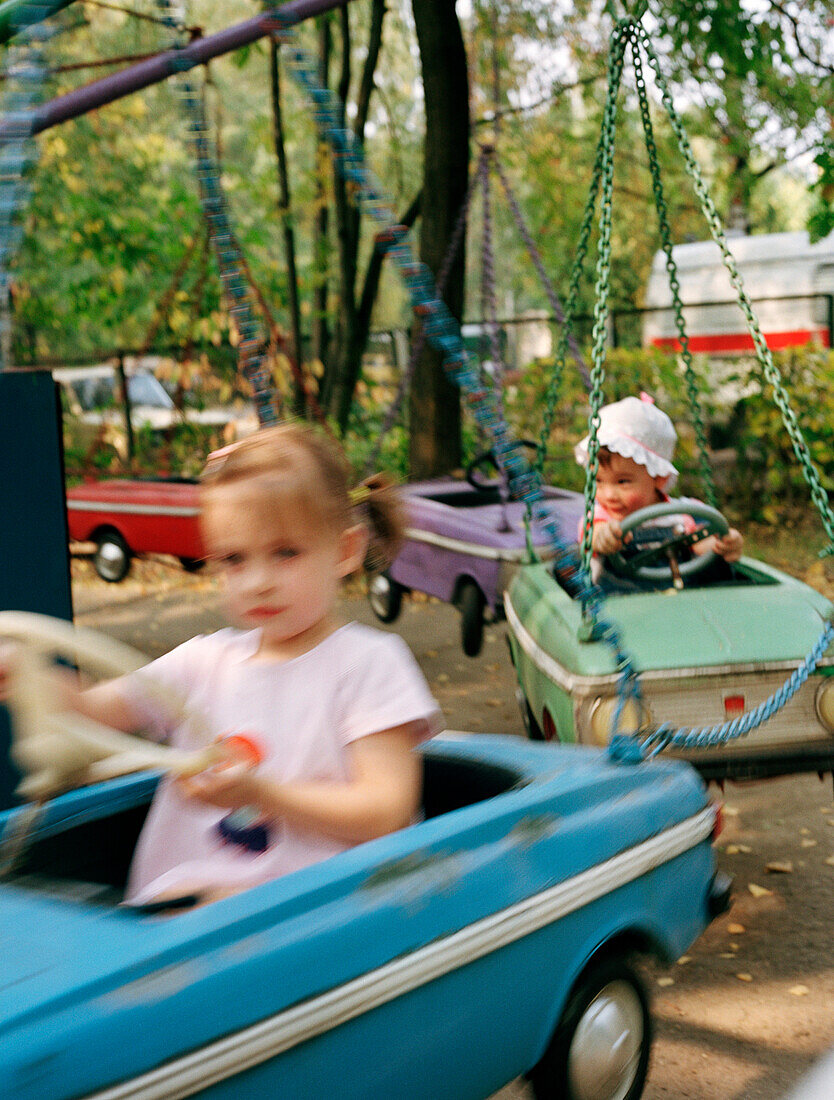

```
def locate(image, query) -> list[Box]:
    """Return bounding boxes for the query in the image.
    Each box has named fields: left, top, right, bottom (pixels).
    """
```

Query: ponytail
left=351, top=473, right=405, bottom=573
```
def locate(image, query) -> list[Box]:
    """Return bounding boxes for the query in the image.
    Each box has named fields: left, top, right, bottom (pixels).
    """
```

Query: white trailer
left=642, top=231, right=834, bottom=354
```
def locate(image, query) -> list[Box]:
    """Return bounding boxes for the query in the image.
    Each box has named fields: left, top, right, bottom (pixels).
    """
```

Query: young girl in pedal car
left=40, top=425, right=442, bottom=907
left=574, top=393, right=743, bottom=583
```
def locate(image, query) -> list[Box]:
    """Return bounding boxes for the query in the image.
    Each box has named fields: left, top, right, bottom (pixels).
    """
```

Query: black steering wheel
left=466, top=439, right=539, bottom=492
left=605, top=499, right=730, bottom=583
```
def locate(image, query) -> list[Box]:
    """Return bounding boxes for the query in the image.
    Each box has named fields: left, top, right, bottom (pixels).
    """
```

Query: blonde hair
left=201, top=423, right=404, bottom=572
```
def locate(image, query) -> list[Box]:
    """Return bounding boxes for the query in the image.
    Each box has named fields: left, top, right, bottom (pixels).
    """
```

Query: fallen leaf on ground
left=800, top=827, right=811, bottom=835
left=789, top=985, right=809, bottom=997
left=801, top=839, right=818, bottom=848
left=486, top=698, right=502, bottom=707
left=657, top=977, right=674, bottom=987
left=720, top=953, right=736, bottom=959
left=424, top=650, right=438, bottom=659
left=736, top=973, right=753, bottom=982
left=435, top=673, right=449, bottom=684
left=723, top=806, right=740, bottom=816
left=825, top=855, right=834, bottom=866
left=765, top=861, right=793, bottom=873
left=748, top=883, right=773, bottom=898
left=820, top=806, right=832, bottom=815
left=677, top=956, right=691, bottom=965
left=727, top=923, right=746, bottom=934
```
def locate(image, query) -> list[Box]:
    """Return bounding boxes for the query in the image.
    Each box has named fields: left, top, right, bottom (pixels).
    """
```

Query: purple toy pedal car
left=368, top=448, right=583, bottom=656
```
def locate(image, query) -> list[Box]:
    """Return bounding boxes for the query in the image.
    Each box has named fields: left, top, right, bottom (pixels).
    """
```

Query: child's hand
left=712, top=527, right=744, bottom=562
left=175, top=759, right=262, bottom=811
left=592, top=520, right=625, bottom=556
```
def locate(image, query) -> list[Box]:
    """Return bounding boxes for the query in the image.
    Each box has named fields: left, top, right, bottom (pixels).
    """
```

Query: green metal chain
left=533, top=27, right=628, bottom=483
left=632, top=48, right=717, bottom=507
left=635, top=23, right=834, bottom=554
left=580, top=20, right=634, bottom=580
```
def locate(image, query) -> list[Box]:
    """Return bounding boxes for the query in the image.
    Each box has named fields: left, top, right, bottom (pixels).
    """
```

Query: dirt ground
left=71, top=555, right=834, bottom=1100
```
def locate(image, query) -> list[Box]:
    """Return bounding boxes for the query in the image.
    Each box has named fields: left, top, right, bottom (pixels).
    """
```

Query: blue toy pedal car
left=1, top=732, right=728, bottom=1100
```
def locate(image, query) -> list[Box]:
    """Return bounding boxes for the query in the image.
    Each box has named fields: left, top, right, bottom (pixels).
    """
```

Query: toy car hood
left=506, top=559, right=834, bottom=680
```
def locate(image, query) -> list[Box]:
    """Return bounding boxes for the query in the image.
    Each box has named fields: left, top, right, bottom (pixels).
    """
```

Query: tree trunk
left=409, top=0, right=469, bottom=478
left=312, top=16, right=332, bottom=388
left=324, top=0, right=389, bottom=432
left=269, top=37, right=306, bottom=417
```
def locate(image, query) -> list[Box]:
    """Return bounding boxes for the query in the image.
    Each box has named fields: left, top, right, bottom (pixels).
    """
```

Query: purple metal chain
left=362, top=147, right=485, bottom=475
left=479, top=146, right=508, bottom=428
left=492, top=154, right=591, bottom=390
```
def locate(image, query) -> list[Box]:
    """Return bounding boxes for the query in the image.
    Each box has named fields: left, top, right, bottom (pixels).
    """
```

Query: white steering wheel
left=0, top=611, right=226, bottom=801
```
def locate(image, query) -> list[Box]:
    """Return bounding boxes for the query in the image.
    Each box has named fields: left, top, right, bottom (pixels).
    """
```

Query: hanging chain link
left=479, top=146, right=509, bottom=429
left=635, top=22, right=834, bottom=554
left=579, top=20, right=633, bottom=582
left=361, top=145, right=483, bottom=475
left=530, top=80, right=619, bottom=482
left=632, top=49, right=717, bottom=507
left=491, top=155, right=591, bottom=392
left=157, top=0, right=280, bottom=426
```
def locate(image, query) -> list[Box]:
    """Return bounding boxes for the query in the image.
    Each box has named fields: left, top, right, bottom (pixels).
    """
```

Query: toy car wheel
left=368, top=572, right=403, bottom=623
left=529, top=957, right=650, bottom=1100
left=93, top=531, right=132, bottom=583
left=459, top=581, right=485, bottom=657
left=179, top=557, right=205, bottom=573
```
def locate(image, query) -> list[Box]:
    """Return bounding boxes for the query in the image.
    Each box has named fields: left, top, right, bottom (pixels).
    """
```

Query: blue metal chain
left=157, top=0, right=280, bottom=426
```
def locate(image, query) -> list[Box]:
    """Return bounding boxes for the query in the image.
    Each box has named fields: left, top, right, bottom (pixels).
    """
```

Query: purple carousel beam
left=0, top=0, right=352, bottom=141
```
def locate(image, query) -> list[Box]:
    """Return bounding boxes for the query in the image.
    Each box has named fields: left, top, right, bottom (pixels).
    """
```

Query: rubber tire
left=458, top=582, right=485, bottom=657
left=179, top=557, right=205, bottom=573
left=528, top=957, right=651, bottom=1100
left=368, top=572, right=403, bottom=624
left=93, top=531, right=132, bottom=583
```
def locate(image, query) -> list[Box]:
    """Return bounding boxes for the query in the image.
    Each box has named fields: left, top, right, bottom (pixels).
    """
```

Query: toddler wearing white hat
left=575, top=393, right=743, bottom=564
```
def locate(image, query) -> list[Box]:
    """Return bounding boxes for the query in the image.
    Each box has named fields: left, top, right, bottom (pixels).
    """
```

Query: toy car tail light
left=712, top=802, right=723, bottom=840
left=814, top=680, right=834, bottom=733
left=723, top=694, right=744, bottom=718
left=542, top=708, right=557, bottom=742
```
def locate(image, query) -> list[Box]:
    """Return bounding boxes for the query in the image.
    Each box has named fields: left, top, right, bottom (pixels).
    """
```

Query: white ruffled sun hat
left=574, top=393, right=678, bottom=489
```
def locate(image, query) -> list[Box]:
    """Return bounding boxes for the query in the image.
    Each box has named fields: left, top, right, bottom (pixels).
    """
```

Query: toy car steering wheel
left=466, top=439, right=539, bottom=492
left=0, top=611, right=234, bottom=801
left=605, top=500, right=730, bottom=583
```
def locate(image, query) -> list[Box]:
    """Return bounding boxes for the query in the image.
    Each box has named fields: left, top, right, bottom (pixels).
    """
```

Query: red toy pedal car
left=66, top=477, right=204, bottom=581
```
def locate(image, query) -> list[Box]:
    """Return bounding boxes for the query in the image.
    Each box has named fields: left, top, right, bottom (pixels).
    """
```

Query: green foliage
left=808, top=138, right=834, bottom=243
left=725, top=347, right=834, bottom=523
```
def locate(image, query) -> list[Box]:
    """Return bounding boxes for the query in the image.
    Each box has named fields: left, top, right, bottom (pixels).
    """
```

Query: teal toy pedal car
left=506, top=500, right=834, bottom=781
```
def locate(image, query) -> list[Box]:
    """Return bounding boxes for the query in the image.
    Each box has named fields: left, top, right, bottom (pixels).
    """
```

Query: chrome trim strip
left=504, top=591, right=834, bottom=696
left=85, top=807, right=714, bottom=1100
left=67, top=501, right=199, bottom=519
left=404, top=526, right=529, bottom=562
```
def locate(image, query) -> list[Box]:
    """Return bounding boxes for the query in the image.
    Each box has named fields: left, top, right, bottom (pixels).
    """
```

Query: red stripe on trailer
left=651, top=328, right=830, bottom=353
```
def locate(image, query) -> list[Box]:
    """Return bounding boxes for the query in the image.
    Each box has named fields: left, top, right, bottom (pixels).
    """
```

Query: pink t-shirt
left=121, top=623, right=443, bottom=904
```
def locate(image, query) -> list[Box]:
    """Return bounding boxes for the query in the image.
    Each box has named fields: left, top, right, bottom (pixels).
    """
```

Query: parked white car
left=54, top=362, right=257, bottom=459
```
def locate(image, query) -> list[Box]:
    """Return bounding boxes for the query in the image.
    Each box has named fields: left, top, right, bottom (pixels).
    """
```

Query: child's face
left=595, top=452, right=666, bottom=521
left=202, top=486, right=365, bottom=659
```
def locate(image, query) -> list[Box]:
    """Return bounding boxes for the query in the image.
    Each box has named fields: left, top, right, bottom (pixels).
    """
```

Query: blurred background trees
left=5, top=0, right=832, bottom=477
